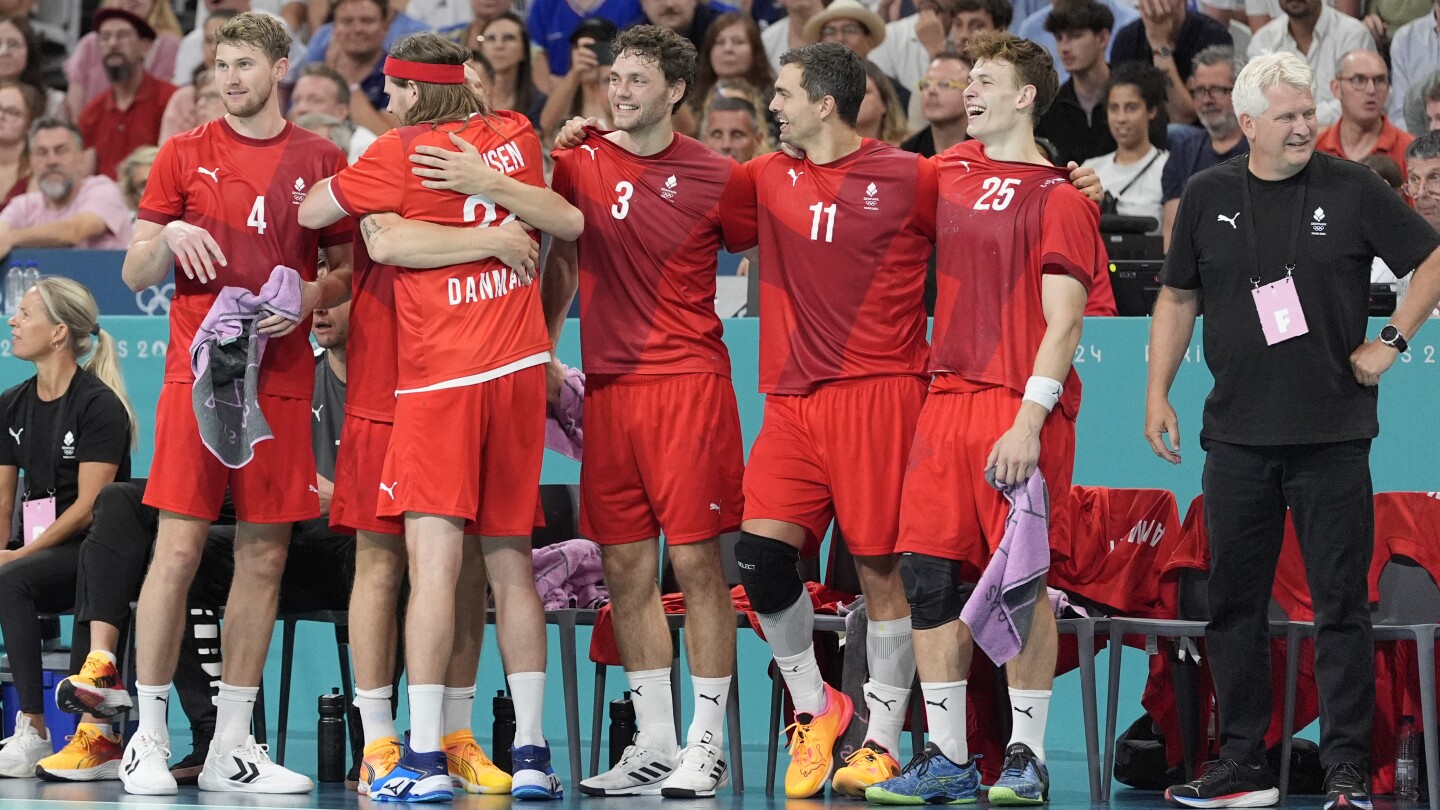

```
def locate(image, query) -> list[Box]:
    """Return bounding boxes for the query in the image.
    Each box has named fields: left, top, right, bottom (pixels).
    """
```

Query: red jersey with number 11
left=329, top=111, right=550, bottom=392
left=726, top=139, right=935, bottom=395
left=930, top=140, right=1109, bottom=419
left=139, top=118, right=351, bottom=400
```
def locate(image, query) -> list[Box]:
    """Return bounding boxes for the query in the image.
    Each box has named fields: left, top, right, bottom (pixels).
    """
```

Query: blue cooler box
left=0, top=651, right=81, bottom=751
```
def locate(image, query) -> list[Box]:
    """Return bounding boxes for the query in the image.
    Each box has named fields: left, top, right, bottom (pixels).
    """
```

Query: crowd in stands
left=1, top=0, right=1439, bottom=266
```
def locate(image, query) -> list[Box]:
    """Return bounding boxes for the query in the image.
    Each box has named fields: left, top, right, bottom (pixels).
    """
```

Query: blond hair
left=117, top=145, right=158, bottom=211
left=32, top=277, right=138, bottom=448
left=102, top=0, right=183, bottom=37
left=1233, top=50, right=1316, bottom=120
left=216, top=11, right=293, bottom=65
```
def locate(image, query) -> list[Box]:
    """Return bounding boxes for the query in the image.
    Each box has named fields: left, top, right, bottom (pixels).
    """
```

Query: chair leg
left=670, top=628, right=683, bottom=744
left=1279, top=627, right=1299, bottom=803
left=1413, top=632, right=1439, bottom=810
left=766, top=670, right=782, bottom=797
left=726, top=675, right=743, bottom=794
left=556, top=613, right=584, bottom=786
left=589, top=663, right=607, bottom=778
left=1077, top=623, right=1103, bottom=803
left=277, top=619, right=297, bottom=765
left=1102, top=631, right=1125, bottom=802
left=1171, top=649, right=1200, bottom=781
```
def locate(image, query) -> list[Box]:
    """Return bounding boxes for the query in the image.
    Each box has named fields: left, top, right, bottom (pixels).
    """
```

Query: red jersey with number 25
left=930, top=141, right=1109, bottom=419
left=550, top=131, right=751, bottom=377
left=329, top=111, right=549, bottom=391
left=139, top=118, right=351, bottom=400
left=727, top=139, right=935, bottom=395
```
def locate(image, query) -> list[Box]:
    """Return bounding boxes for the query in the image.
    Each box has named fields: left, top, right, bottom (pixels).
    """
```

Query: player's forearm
left=1162, top=66, right=1197, bottom=124
left=541, top=242, right=578, bottom=347
left=1389, top=247, right=1440, bottom=339
left=122, top=232, right=177, bottom=291
left=1015, top=275, right=1088, bottom=430
left=1146, top=286, right=1200, bottom=402
left=299, top=178, right=347, bottom=229
left=365, top=213, right=520, bottom=268
left=486, top=181, right=583, bottom=241
left=9, top=215, right=106, bottom=249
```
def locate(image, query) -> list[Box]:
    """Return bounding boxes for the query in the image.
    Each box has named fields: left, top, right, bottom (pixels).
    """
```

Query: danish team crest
left=292, top=177, right=307, bottom=205
left=863, top=182, right=879, bottom=211
left=661, top=175, right=679, bottom=201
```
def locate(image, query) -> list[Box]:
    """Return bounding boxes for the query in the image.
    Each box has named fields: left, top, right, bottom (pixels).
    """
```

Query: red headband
left=383, top=57, right=465, bottom=85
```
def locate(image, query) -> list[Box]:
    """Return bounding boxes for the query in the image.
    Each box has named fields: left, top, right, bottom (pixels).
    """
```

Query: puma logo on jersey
left=1217, top=212, right=1239, bottom=229
left=312, top=405, right=323, bottom=421
left=379, top=482, right=398, bottom=500
left=8, top=427, right=20, bottom=444
left=787, top=168, right=804, bottom=186
left=709, top=503, right=721, bottom=512
left=197, top=166, right=220, bottom=183
left=959, top=160, right=971, bottom=172
left=580, top=145, right=599, bottom=160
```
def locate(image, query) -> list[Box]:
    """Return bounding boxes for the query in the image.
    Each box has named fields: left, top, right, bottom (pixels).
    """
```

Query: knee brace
left=900, top=552, right=967, bottom=630
left=735, top=532, right=804, bottom=614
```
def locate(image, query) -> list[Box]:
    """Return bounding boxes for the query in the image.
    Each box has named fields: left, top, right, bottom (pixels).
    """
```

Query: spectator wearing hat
left=641, top=0, right=740, bottom=53
left=0, top=118, right=133, bottom=257
left=805, top=0, right=888, bottom=59
left=77, top=8, right=178, bottom=181
left=63, top=0, right=184, bottom=121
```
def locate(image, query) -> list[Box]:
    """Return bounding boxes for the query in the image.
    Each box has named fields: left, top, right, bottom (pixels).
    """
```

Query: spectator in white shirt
left=1084, top=60, right=1170, bottom=229
left=173, top=0, right=306, bottom=85
left=1248, top=0, right=1375, bottom=125
left=1389, top=0, right=1440, bottom=129
left=868, top=0, right=961, bottom=123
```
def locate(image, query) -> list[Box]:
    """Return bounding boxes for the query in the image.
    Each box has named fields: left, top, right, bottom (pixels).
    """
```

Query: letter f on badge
left=1275, top=308, right=1291, bottom=334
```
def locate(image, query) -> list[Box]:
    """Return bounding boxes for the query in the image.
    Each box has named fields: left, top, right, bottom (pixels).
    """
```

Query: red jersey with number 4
left=139, top=118, right=351, bottom=399
left=551, top=131, right=751, bottom=377
left=329, top=111, right=549, bottom=391
left=930, top=141, right=1109, bottom=419
left=345, top=234, right=400, bottom=422
left=725, top=139, right=935, bottom=395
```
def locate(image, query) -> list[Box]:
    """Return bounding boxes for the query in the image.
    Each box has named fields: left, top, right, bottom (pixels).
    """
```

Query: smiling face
left=332, top=0, right=387, bottom=59
left=1106, top=81, right=1153, bottom=151
left=609, top=49, right=680, bottom=134
left=921, top=57, right=970, bottom=126
left=709, top=21, right=753, bottom=80
left=1240, top=80, right=1317, bottom=177
left=215, top=41, right=284, bottom=119
left=963, top=57, right=1033, bottom=142
left=771, top=62, right=826, bottom=148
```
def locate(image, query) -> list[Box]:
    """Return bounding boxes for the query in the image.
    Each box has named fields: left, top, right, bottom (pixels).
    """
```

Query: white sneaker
left=0, top=713, right=51, bottom=777
left=662, top=737, right=729, bottom=799
left=578, top=736, right=678, bottom=796
left=119, top=730, right=176, bottom=795
left=198, top=736, right=313, bottom=794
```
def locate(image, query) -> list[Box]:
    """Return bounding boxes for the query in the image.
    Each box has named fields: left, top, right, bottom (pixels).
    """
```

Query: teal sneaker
left=988, top=743, right=1049, bottom=805
left=864, top=742, right=980, bottom=805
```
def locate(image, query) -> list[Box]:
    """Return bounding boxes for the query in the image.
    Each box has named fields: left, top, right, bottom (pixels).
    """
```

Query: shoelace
left=1325, top=762, right=1368, bottom=791
left=680, top=744, right=715, bottom=772
left=235, top=741, right=275, bottom=764
left=1000, top=747, right=1033, bottom=779
left=898, top=747, right=939, bottom=778
left=783, top=721, right=820, bottom=765
left=844, top=748, right=880, bottom=768
left=455, top=739, right=493, bottom=766
left=1193, top=759, right=1243, bottom=790
left=132, top=735, right=172, bottom=762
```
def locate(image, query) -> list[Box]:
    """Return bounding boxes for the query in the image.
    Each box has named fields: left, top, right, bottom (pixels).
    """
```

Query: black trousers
left=1202, top=438, right=1375, bottom=768
left=0, top=538, right=82, bottom=713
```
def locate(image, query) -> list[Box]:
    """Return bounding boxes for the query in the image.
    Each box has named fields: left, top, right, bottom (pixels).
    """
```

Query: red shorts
left=145, top=382, right=318, bottom=523
left=896, top=386, right=1075, bottom=577
left=580, top=373, right=745, bottom=545
left=379, top=366, right=544, bottom=535
left=742, top=376, right=927, bottom=557
left=330, top=415, right=405, bottom=536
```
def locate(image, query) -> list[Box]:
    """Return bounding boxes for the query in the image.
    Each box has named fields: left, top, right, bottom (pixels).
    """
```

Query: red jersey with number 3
left=930, top=141, right=1109, bottom=419
left=345, top=234, right=400, bottom=422
left=550, top=131, right=751, bottom=377
left=725, top=139, right=935, bottom=395
left=328, top=111, right=549, bottom=391
left=139, top=118, right=351, bottom=399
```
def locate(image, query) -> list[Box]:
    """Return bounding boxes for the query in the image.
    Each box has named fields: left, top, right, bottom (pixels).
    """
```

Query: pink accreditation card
left=22, top=496, right=55, bottom=545
left=1252, top=276, right=1310, bottom=345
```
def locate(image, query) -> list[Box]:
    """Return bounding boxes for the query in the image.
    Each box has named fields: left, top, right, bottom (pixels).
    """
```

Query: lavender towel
left=545, top=364, right=584, bottom=461
left=961, top=470, right=1052, bottom=666
left=532, top=538, right=608, bottom=610
left=189, top=266, right=303, bottom=468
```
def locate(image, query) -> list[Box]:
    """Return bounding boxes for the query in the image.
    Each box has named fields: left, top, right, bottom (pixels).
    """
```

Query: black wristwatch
left=1379, top=324, right=1409, bottom=353
left=1152, top=44, right=1173, bottom=59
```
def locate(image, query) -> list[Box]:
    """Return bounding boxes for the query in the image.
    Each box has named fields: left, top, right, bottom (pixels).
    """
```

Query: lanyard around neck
left=1240, top=164, right=1310, bottom=287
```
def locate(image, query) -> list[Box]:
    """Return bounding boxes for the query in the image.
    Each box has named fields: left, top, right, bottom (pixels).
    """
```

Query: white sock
left=686, top=675, right=731, bottom=747
left=408, top=684, right=445, bottom=753
left=87, top=649, right=118, bottom=666
left=355, top=685, right=397, bottom=746
left=1008, top=688, right=1051, bottom=763
left=774, top=646, right=827, bottom=716
left=442, top=685, right=475, bottom=737
left=922, top=680, right=968, bottom=763
left=626, top=668, right=677, bottom=753
left=135, top=683, right=171, bottom=740
left=507, top=671, right=546, bottom=749
left=862, top=679, right=910, bottom=755
left=212, top=682, right=259, bottom=754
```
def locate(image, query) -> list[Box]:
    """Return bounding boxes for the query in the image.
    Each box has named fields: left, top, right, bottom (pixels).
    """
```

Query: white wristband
left=1022, top=376, right=1063, bottom=412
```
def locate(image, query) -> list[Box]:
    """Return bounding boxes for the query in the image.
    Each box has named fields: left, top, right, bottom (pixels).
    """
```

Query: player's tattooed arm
left=361, top=212, right=539, bottom=280
left=409, top=132, right=584, bottom=240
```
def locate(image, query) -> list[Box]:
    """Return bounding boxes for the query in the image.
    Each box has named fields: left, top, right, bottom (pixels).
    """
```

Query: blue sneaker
left=510, top=744, right=563, bottom=801
left=368, top=748, right=453, bottom=803
left=865, top=742, right=980, bottom=805
left=988, top=743, right=1049, bottom=805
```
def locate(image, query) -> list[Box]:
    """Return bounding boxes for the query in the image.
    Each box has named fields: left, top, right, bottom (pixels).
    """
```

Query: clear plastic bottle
left=1396, top=714, right=1419, bottom=801
left=4, top=264, right=23, bottom=317
left=23, top=261, right=39, bottom=292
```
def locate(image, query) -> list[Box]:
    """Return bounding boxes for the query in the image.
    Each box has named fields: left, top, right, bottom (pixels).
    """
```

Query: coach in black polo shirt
left=1146, top=52, right=1440, bottom=810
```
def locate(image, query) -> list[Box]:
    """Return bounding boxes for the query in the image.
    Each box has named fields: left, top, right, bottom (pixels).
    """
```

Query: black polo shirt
left=1163, top=152, right=1440, bottom=446
left=1035, top=77, right=1116, bottom=167
left=1110, top=12, right=1231, bottom=82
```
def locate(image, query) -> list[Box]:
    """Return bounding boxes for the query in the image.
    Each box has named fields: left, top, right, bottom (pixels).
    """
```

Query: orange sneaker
left=783, top=685, right=853, bottom=799
left=55, top=653, right=131, bottom=718
left=832, top=743, right=901, bottom=797
left=35, top=723, right=121, bottom=782
left=442, top=730, right=511, bottom=794
left=356, top=736, right=402, bottom=795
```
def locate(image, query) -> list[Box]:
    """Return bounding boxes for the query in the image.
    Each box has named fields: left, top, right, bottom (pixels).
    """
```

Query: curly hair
left=614, top=24, right=698, bottom=114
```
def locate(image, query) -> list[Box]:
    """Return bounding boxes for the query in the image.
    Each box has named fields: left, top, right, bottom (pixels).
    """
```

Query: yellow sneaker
left=55, top=653, right=131, bottom=717
left=832, top=744, right=901, bottom=797
left=443, top=730, right=511, bottom=795
left=357, top=736, right=402, bottom=795
left=35, top=723, right=121, bottom=782
left=783, top=685, right=853, bottom=799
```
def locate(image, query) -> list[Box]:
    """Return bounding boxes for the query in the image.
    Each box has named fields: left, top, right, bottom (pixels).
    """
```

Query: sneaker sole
left=865, top=786, right=978, bottom=805
left=36, top=760, right=121, bottom=782
left=119, top=774, right=179, bottom=796
left=450, top=775, right=512, bottom=795
left=988, top=786, right=1048, bottom=805
left=55, top=681, right=130, bottom=718
left=198, top=775, right=315, bottom=794
left=1325, top=798, right=1373, bottom=810
left=661, top=772, right=730, bottom=799
left=1166, top=788, right=1280, bottom=809
left=0, top=758, right=48, bottom=779
left=512, top=785, right=564, bottom=801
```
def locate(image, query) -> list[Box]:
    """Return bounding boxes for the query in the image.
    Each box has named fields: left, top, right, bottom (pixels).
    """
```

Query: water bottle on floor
left=1396, top=714, right=1419, bottom=801
left=492, top=690, right=515, bottom=773
left=317, top=689, right=347, bottom=782
left=608, top=691, right=636, bottom=768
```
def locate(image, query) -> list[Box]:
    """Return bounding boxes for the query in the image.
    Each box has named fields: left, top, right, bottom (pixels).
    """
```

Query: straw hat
left=803, top=0, right=887, bottom=47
